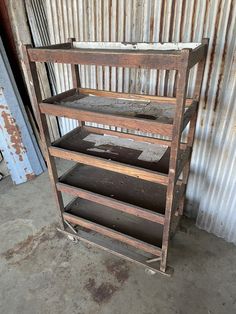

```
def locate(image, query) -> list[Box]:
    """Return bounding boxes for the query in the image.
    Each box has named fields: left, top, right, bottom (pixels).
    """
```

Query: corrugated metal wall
left=26, top=0, right=236, bottom=244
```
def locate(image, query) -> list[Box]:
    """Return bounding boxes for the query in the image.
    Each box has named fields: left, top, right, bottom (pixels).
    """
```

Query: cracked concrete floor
left=0, top=164, right=236, bottom=314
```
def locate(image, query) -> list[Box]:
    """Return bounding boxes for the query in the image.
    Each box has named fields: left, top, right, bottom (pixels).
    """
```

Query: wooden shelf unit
left=23, top=39, right=208, bottom=274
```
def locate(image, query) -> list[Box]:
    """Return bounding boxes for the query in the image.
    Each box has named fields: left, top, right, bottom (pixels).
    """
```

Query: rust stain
left=169, top=0, right=176, bottom=41
left=203, top=0, right=222, bottom=109
left=2, top=231, right=50, bottom=261
left=0, top=105, right=8, bottom=109
left=159, top=0, right=165, bottom=42
left=179, top=0, right=187, bottom=42
left=26, top=173, right=36, bottom=181
left=1, top=226, right=56, bottom=264
left=84, top=278, right=118, bottom=304
left=2, top=235, right=35, bottom=261
left=190, top=0, right=197, bottom=41
left=149, top=16, right=154, bottom=41
left=1, top=111, right=26, bottom=161
left=104, top=259, right=130, bottom=283
left=213, top=1, right=233, bottom=112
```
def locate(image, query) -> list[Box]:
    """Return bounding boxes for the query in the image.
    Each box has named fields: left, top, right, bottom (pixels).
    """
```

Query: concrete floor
left=1, top=165, right=236, bottom=314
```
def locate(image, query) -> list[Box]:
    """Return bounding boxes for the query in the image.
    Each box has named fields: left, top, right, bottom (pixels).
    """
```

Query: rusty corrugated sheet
left=27, top=0, right=236, bottom=243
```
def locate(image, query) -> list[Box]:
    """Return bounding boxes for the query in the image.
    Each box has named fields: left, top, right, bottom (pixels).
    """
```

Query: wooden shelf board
left=57, top=183, right=165, bottom=224
left=40, top=89, right=196, bottom=135
left=28, top=41, right=207, bottom=70
left=54, top=92, right=176, bottom=124
left=59, top=164, right=167, bottom=215
left=52, top=126, right=170, bottom=174
left=64, top=198, right=164, bottom=250
left=57, top=226, right=173, bottom=276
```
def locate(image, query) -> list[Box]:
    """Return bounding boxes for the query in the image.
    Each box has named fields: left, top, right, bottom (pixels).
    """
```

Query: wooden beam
left=40, top=103, right=173, bottom=136
left=63, top=213, right=162, bottom=256
left=57, top=182, right=165, bottom=224
left=41, top=87, right=192, bottom=106
left=41, top=88, right=76, bottom=103
left=57, top=228, right=171, bottom=275
left=79, top=88, right=193, bottom=105
left=28, top=47, right=182, bottom=70
left=161, top=50, right=190, bottom=273
left=22, top=44, right=65, bottom=228
left=182, top=101, right=198, bottom=130
left=188, top=43, right=208, bottom=68
left=176, top=147, right=191, bottom=181
left=49, top=146, right=169, bottom=185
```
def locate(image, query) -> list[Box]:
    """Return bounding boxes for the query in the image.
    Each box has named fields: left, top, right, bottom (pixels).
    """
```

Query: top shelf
left=27, top=40, right=208, bottom=70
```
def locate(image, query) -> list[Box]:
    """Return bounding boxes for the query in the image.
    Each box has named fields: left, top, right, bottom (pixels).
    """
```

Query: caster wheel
left=67, top=234, right=78, bottom=243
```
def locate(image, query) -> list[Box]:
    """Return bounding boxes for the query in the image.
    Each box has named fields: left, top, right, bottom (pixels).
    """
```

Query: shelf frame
left=27, top=41, right=207, bottom=70
left=63, top=212, right=163, bottom=257
left=22, top=38, right=208, bottom=275
left=57, top=182, right=165, bottom=224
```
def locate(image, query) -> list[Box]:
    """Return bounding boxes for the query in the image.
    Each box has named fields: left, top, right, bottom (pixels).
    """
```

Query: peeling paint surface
left=0, top=37, right=45, bottom=184
left=1, top=110, right=26, bottom=161
left=0, top=94, right=36, bottom=183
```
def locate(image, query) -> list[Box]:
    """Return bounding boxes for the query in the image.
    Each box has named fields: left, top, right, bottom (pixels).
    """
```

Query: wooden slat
left=42, top=88, right=77, bottom=103
left=41, top=87, right=192, bottom=106
left=49, top=146, right=169, bottom=185
left=40, top=102, right=173, bottom=136
left=176, top=147, right=191, bottom=181
left=57, top=182, right=165, bottom=224
left=79, top=88, right=193, bottom=105
left=182, top=101, right=198, bottom=130
left=28, top=47, right=182, bottom=70
left=63, top=213, right=162, bottom=256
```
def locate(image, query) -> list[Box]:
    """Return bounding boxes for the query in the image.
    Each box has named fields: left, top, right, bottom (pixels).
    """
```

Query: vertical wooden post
left=160, top=50, right=190, bottom=272
left=68, top=38, right=81, bottom=88
left=68, top=38, right=84, bottom=128
left=178, top=38, right=208, bottom=215
left=22, top=44, right=65, bottom=228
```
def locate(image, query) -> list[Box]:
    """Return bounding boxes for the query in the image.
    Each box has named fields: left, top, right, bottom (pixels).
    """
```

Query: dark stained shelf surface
left=59, top=164, right=167, bottom=214
left=65, top=197, right=163, bottom=248
left=53, top=127, right=171, bottom=174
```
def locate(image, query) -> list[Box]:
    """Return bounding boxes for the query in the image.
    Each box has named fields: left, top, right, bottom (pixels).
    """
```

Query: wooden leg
left=22, top=44, right=65, bottom=228
left=160, top=56, right=189, bottom=272
left=68, top=38, right=84, bottom=128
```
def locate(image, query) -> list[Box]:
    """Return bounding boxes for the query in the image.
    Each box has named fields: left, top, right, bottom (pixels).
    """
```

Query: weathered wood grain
left=63, top=213, right=162, bottom=256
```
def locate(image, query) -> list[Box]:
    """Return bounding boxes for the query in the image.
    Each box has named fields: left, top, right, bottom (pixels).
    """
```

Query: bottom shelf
left=64, top=198, right=163, bottom=250
left=58, top=225, right=172, bottom=276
